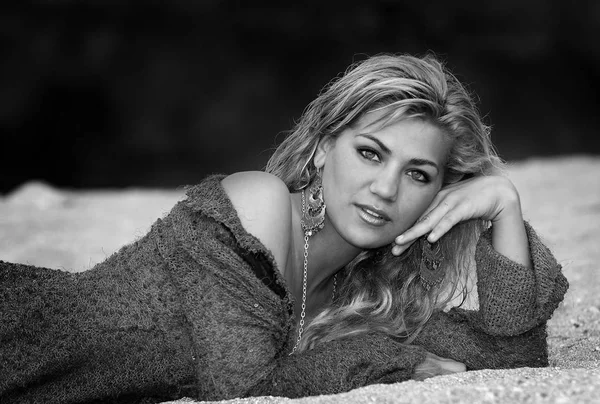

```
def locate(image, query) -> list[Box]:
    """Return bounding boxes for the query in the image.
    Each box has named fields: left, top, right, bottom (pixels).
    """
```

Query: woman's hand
left=392, top=176, right=523, bottom=256
left=412, top=352, right=466, bottom=381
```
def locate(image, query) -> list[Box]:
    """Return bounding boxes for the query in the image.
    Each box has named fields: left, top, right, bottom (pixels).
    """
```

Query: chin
left=343, top=228, right=394, bottom=250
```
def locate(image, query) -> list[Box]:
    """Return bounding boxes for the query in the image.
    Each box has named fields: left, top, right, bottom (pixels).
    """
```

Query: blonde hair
left=265, top=53, right=504, bottom=351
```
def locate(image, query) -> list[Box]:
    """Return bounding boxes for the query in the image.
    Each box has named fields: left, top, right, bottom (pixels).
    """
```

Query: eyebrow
left=357, top=133, right=440, bottom=172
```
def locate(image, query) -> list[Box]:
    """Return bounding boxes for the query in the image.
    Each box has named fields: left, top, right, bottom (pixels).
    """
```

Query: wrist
left=492, top=182, right=523, bottom=224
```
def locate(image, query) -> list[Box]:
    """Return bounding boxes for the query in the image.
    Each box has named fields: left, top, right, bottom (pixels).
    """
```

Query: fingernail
left=392, top=246, right=401, bottom=256
left=396, top=235, right=404, bottom=243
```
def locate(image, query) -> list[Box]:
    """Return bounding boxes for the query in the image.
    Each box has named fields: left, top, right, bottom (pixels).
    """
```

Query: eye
left=408, top=170, right=430, bottom=183
left=358, top=148, right=381, bottom=163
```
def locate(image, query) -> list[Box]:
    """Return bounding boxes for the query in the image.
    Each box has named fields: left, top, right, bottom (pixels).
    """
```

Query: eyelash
left=357, top=147, right=430, bottom=183
left=409, top=170, right=430, bottom=183
left=358, top=147, right=381, bottom=162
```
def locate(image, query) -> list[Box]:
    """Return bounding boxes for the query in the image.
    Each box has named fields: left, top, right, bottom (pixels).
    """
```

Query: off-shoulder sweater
left=0, top=175, right=568, bottom=403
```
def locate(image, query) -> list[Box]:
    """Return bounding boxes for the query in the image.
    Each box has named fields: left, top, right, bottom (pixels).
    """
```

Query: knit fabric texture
left=0, top=175, right=568, bottom=403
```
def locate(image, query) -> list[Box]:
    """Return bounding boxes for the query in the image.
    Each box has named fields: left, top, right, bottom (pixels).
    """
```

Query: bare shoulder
left=221, top=172, right=291, bottom=217
left=221, top=171, right=292, bottom=272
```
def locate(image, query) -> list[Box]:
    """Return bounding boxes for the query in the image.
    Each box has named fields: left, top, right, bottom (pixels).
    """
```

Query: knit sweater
left=0, top=175, right=568, bottom=403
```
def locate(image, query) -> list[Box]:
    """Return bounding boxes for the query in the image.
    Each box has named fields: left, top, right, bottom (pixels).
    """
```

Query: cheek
left=321, top=170, right=343, bottom=211
left=322, top=152, right=352, bottom=194
left=400, top=190, right=438, bottom=225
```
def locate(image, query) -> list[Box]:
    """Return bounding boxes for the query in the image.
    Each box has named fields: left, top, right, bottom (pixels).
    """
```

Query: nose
left=369, top=169, right=399, bottom=202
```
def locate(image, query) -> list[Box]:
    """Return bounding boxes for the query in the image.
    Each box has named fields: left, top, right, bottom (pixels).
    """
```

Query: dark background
left=2, top=1, right=599, bottom=194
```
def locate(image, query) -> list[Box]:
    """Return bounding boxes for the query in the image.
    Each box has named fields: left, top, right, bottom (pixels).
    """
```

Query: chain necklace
left=290, top=189, right=338, bottom=355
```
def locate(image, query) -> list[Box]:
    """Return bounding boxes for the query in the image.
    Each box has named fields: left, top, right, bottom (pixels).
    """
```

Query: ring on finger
left=417, top=215, right=430, bottom=223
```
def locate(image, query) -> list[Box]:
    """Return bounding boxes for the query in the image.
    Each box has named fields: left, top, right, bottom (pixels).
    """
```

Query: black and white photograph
left=1, top=2, right=599, bottom=403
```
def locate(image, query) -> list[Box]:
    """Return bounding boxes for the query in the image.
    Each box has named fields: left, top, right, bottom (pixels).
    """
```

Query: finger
left=426, top=353, right=467, bottom=374
left=391, top=238, right=417, bottom=256
left=427, top=200, right=471, bottom=243
left=438, top=359, right=467, bottom=374
left=412, top=353, right=466, bottom=381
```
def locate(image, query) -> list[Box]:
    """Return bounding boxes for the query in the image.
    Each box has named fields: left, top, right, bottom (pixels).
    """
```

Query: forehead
left=351, top=109, right=450, bottom=163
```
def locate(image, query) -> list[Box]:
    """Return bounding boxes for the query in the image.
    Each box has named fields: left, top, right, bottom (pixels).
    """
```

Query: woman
left=0, top=54, right=568, bottom=403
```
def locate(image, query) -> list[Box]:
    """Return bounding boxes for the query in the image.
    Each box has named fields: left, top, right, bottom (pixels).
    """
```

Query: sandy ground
left=1, top=156, right=599, bottom=403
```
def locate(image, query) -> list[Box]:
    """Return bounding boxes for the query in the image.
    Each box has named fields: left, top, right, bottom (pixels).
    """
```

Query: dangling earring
left=419, top=237, right=445, bottom=291
left=300, top=169, right=326, bottom=236
left=291, top=169, right=328, bottom=355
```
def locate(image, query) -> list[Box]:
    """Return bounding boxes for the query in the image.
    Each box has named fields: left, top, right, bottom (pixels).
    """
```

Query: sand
left=1, top=156, right=599, bottom=403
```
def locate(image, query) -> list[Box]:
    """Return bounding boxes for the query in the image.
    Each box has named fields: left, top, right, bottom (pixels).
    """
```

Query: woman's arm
left=413, top=310, right=549, bottom=371
left=487, top=180, right=531, bottom=268
left=474, top=221, right=568, bottom=336
left=221, top=171, right=293, bottom=274
left=412, top=221, right=568, bottom=370
left=393, top=175, right=568, bottom=334
left=388, top=175, right=568, bottom=374
left=248, top=334, right=428, bottom=398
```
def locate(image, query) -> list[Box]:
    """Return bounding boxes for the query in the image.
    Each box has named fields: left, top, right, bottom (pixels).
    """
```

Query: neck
left=305, top=222, right=361, bottom=291
left=289, top=192, right=362, bottom=294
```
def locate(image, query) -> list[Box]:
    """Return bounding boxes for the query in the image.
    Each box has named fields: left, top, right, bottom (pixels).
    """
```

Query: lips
left=356, top=204, right=391, bottom=225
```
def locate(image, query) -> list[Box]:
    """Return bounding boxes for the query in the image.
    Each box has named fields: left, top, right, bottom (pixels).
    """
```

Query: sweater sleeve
left=474, top=221, right=568, bottom=336
left=412, top=310, right=549, bottom=370
left=412, top=221, right=568, bottom=370
left=248, top=334, right=427, bottom=398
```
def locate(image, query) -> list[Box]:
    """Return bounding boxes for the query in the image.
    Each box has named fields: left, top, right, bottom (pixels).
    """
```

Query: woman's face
left=314, top=110, right=449, bottom=249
